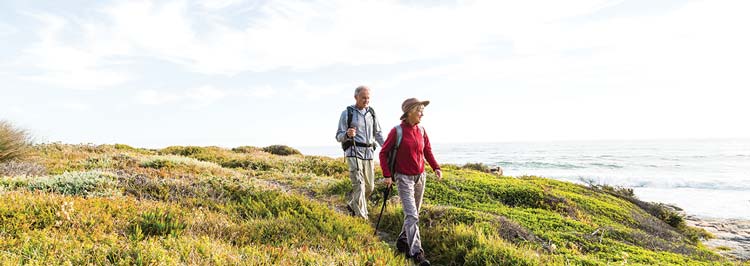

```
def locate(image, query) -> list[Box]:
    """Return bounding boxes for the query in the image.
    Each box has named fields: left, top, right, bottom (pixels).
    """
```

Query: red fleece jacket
left=379, top=122, right=440, bottom=177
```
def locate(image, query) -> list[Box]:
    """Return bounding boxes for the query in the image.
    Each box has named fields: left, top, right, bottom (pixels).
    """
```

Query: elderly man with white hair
left=335, top=85, right=385, bottom=219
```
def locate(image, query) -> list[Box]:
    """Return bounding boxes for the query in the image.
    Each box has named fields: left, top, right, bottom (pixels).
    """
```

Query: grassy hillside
left=0, top=143, right=745, bottom=265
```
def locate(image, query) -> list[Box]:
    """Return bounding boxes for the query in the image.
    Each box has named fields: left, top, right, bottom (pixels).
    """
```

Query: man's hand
left=384, top=177, right=393, bottom=187
left=435, top=169, right=443, bottom=181
left=346, top=127, right=356, bottom=138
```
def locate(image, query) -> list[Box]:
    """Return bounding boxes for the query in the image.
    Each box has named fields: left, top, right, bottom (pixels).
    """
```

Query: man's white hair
left=354, top=86, right=369, bottom=97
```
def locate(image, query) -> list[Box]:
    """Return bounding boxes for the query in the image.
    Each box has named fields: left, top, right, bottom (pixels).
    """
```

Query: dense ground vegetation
left=0, top=140, right=745, bottom=265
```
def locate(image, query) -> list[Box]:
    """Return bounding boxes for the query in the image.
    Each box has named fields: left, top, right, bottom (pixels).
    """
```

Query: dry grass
left=0, top=120, right=31, bottom=162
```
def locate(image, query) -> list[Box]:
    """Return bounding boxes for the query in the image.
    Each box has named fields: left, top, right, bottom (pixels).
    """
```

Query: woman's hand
left=435, top=169, right=442, bottom=181
left=384, top=177, right=393, bottom=187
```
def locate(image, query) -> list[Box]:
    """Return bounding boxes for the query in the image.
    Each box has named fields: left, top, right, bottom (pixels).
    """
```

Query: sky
left=1, top=0, right=749, bottom=149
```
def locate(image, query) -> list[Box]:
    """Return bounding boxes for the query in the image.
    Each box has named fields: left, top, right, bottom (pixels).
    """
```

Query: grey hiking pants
left=347, top=157, right=375, bottom=219
left=396, top=172, right=426, bottom=257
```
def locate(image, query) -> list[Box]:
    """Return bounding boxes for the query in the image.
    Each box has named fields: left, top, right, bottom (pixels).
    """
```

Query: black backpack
left=341, top=106, right=378, bottom=151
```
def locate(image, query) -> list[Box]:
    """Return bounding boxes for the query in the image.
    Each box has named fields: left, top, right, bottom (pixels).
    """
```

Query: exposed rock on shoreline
left=686, top=215, right=750, bottom=261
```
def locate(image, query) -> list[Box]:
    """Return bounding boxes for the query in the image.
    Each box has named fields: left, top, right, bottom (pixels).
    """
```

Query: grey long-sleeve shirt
left=336, top=105, right=385, bottom=160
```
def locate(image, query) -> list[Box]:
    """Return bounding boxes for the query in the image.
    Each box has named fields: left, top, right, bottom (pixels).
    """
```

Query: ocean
left=299, top=139, right=750, bottom=219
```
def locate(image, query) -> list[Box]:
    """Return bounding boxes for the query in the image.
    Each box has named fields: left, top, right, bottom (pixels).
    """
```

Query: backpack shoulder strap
left=368, top=107, right=377, bottom=136
left=395, top=125, right=403, bottom=150
left=346, top=106, right=354, bottom=128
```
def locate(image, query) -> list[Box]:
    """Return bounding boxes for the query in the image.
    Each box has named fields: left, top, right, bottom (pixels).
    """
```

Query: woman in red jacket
left=379, top=98, right=442, bottom=266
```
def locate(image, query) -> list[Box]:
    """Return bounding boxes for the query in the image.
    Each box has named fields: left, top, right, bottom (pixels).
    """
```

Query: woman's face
left=408, top=105, right=424, bottom=124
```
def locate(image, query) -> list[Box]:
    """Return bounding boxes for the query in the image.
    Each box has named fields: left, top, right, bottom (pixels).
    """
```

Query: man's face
left=355, top=89, right=370, bottom=109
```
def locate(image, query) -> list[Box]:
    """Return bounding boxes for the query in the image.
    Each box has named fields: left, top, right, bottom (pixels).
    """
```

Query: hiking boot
left=346, top=205, right=355, bottom=216
left=396, top=237, right=408, bottom=253
left=412, top=251, right=430, bottom=266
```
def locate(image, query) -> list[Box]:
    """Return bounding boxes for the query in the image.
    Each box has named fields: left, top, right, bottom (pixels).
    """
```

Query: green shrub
left=660, top=208, right=684, bottom=228
left=140, top=155, right=221, bottom=170
left=464, top=239, right=539, bottom=266
left=8, top=171, right=121, bottom=197
left=678, top=222, right=713, bottom=244
left=128, top=209, right=186, bottom=241
left=221, top=158, right=275, bottom=171
left=83, top=156, right=114, bottom=169
left=231, top=146, right=261, bottom=153
left=601, top=184, right=635, bottom=198
left=0, top=194, right=59, bottom=236
left=141, top=159, right=176, bottom=169
left=299, top=156, right=348, bottom=177
left=588, top=183, right=687, bottom=228
left=160, top=146, right=206, bottom=157
left=262, top=145, right=301, bottom=156
left=0, top=120, right=31, bottom=163
left=113, top=143, right=135, bottom=151
left=325, top=179, right=352, bottom=196
left=462, top=162, right=490, bottom=172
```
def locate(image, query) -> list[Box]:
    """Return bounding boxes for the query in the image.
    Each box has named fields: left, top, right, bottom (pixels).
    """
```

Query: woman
left=379, top=98, right=442, bottom=266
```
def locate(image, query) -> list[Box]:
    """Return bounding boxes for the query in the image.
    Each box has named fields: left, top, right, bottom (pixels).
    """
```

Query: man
left=336, top=86, right=385, bottom=219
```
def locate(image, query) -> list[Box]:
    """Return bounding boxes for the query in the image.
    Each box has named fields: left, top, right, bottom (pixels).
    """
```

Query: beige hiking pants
left=347, top=157, right=375, bottom=219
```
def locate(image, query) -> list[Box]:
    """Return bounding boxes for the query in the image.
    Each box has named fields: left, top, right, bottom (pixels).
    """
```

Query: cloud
left=60, top=102, right=90, bottom=111
left=381, top=0, right=750, bottom=93
left=0, top=21, right=16, bottom=36
left=17, top=0, right=747, bottom=86
left=135, top=89, right=182, bottom=105
left=13, top=0, right=628, bottom=78
left=185, top=85, right=228, bottom=106
left=198, top=0, right=245, bottom=10
left=292, top=80, right=348, bottom=100
left=1, top=105, right=24, bottom=114
left=243, top=85, right=276, bottom=98
left=1, top=0, right=746, bottom=146
left=17, top=12, right=133, bottom=90
left=134, top=85, right=279, bottom=106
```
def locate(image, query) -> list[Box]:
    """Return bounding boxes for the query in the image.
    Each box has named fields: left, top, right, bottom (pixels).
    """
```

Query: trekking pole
left=349, top=128, right=359, bottom=172
left=374, top=184, right=392, bottom=236
left=346, top=130, right=359, bottom=216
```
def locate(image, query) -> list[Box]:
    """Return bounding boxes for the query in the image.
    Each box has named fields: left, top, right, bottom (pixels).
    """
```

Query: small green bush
left=677, top=224, right=713, bottom=244
left=140, top=155, right=220, bottom=170
left=0, top=171, right=121, bottom=197
left=221, top=158, right=275, bottom=171
left=128, top=209, right=186, bottom=241
left=141, top=159, right=175, bottom=169
left=0, top=121, right=31, bottom=163
left=113, top=143, right=135, bottom=150
left=299, top=156, right=348, bottom=177
left=598, top=184, right=635, bottom=198
left=325, top=179, right=351, bottom=196
left=160, top=146, right=206, bottom=157
left=231, top=146, right=261, bottom=153
left=26, top=171, right=121, bottom=197
left=462, top=162, right=490, bottom=172
left=262, top=145, right=301, bottom=156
